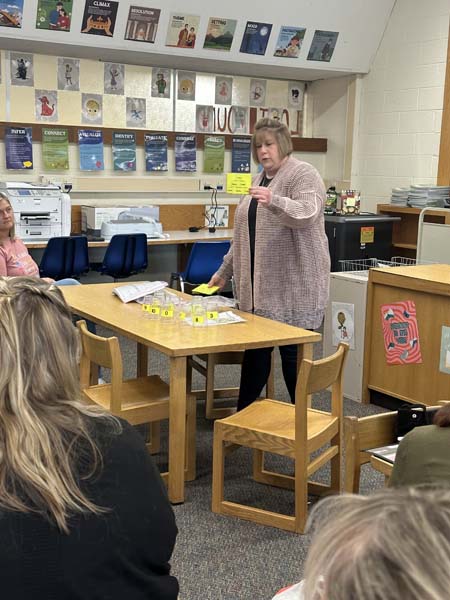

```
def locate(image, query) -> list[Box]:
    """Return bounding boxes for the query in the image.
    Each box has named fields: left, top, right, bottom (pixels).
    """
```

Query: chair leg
left=205, top=355, right=216, bottom=419
left=148, top=422, right=161, bottom=454
left=294, top=461, right=309, bottom=534
left=253, top=449, right=265, bottom=482
left=329, top=437, right=341, bottom=493
left=212, top=422, right=226, bottom=513
left=266, top=353, right=275, bottom=398
left=185, top=394, right=196, bottom=482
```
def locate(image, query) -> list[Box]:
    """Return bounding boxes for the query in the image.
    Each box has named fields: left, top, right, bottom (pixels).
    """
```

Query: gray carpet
left=99, top=325, right=386, bottom=600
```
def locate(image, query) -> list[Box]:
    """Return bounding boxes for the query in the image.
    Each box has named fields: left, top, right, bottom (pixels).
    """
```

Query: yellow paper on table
left=192, top=283, right=219, bottom=295
left=226, top=173, right=252, bottom=195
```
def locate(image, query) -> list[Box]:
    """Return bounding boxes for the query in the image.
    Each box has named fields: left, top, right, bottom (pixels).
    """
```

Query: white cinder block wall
left=352, top=0, right=450, bottom=212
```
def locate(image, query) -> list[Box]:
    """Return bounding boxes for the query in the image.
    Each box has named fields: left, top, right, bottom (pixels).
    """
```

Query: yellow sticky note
left=192, top=283, right=219, bottom=295
left=226, top=173, right=252, bottom=195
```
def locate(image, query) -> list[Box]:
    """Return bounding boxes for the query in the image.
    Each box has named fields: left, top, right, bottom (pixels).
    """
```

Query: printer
left=0, top=182, right=71, bottom=241
left=101, top=210, right=164, bottom=240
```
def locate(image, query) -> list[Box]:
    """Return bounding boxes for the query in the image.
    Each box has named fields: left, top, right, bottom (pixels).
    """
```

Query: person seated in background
left=389, top=402, right=450, bottom=487
left=273, top=487, right=450, bottom=599
left=0, top=276, right=179, bottom=600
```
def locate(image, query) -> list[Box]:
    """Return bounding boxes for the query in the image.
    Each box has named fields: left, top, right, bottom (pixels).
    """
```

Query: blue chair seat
left=170, top=241, right=230, bottom=292
left=99, top=234, right=148, bottom=280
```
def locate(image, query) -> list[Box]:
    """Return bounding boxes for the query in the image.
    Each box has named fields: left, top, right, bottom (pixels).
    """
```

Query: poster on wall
left=81, top=93, right=103, bottom=125
left=174, top=134, right=196, bottom=172
left=196, top=105, right=214, bottom=133
left=104, top=63, right=124, bottom=95
left=124, top=6, right=160, bottom=43
left=307, top=30, right=339, bottom=62
left=288, top=81, right=305, bottom=108
left=166, top=13, right=199, bottom=48
left=36, top=0, right=72, bottom=31
left=331, top=302, right=355, bottom=350
left=35, top=89, right=58, bottom=122
left=5, top=126, right=33, bottom=169
left=126, top=97, right=146, bottom=128
left=78, top=129, right=104, bottom=170
left=240, top=21, right=272, bottom=56
left=81, top=0, right=118, bottom=37
left=203, top=17, right=236, bottom=51
left=57, top=57, right=79, bottom=91
left=268, top=107, right=283, bottom=121
left=215, top=76, right=232, bottom=105
left=112, top=131, right=136, bottom=171
left=439, top=326, right=450, bottom=375
left=0, top=1, right=23, bottom=28
left=229, top=106, right=248, bottom=134
left=42, top=127, right=69, bottom=170
left=151, top=68, right=171, bottom=98
left=274, top=26, right=306, bottom=58
left=231, top=137, right=251, bottom=173
left=177, top=71, right=196, bottom=101
left=204, top=136, right=225, bottom=173
left=10, top=52, right=33, bottom=86
left=145, top=134, right=168, bottom=171
left=249, top=78, right=266, bottom=107
left=380, top=301, right=422, bottom=365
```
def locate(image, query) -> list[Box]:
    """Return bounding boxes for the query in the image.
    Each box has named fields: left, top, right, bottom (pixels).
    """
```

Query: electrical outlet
left=199, top=177, right=225, bottom=191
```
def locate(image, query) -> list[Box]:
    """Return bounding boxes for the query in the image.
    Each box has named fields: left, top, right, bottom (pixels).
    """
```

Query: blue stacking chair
left=99, top=234, right=148, bottom=280
left=39, top=236, right=90, bottom=281
left=170, top=241, right=231, bottom=293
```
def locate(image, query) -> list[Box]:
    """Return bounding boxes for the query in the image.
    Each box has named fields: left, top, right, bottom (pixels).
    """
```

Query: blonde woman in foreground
left=273, top=487, right=450, bottom=599
left=0, top=276, right=179, bottom=600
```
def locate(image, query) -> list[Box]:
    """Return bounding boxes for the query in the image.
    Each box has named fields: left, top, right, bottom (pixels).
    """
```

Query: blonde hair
left=303, top=487, right=450, bottom=600
left=251, top=117, right=293, bottom=163
left=0, top=277, right=118, bottom=532
left=0, top=192, right=15, bottom=239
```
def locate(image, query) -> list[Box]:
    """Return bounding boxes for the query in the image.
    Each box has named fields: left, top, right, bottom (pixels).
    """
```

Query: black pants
left=238, top=344, right=298, bottom=411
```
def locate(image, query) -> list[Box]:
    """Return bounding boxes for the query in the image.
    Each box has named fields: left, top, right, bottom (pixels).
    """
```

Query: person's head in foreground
left=303, top=486, right=450, bottom=600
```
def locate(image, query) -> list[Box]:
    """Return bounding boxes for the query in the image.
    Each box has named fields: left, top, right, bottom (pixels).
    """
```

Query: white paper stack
left=112, top=281, right=168, bottom=303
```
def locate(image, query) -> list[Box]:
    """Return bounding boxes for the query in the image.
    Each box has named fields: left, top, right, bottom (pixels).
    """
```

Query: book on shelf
left=367, top=444, right=399, bottom=464
left=112, top=281, right=168, bottom=303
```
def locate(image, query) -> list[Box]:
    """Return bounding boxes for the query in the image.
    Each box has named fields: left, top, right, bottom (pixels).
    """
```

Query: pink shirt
left=0, top=237, right=39, bottom=277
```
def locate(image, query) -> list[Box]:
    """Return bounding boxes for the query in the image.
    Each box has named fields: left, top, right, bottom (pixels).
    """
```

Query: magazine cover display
left=124, top=5, right=160, bottom=43
left=5, top=127, right=33, bottom=169
left=274, top=26, right=306, bottom=58
left=231, top=137, right=251, bottom=173
left=203, top=17, right=236, bottom=51
left=203, top=136, right=225, bottom=173
left=166, top=13, right=199, bottom=48
left=36, top=0, right=72, bottom=31
left=112, top=132, right=136, bottom=171
left=81, top=0, right=118, bottom=37
left=78, top=129, right=104, bottom=171
left=42, top=128, right=69, bottom=170
left=175, top=135, right=196, bottom=172
left=145, top=134, right=168, bottom=171
left=307, top=30, right=339, bottom=62
left=0, top=1, right=23, bottom=27
left=240, top=21, right=272, bottom=56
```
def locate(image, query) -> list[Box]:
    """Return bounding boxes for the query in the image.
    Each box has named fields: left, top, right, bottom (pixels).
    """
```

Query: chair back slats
left=39, top=236, right=89, bottom=280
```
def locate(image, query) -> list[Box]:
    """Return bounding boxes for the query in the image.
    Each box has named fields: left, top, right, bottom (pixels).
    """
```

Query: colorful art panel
left=380, top=301, right=422, bottom=365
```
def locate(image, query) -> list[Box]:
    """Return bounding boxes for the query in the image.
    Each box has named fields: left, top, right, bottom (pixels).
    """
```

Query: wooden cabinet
left=377, top=204, right=450, bottom=259
left=362, top=264, right=450, bottom=406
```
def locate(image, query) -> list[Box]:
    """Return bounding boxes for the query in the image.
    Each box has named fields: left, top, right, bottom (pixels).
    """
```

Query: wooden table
left=370, top=454, right=393, bottom=482
left=61, top=282, right=321, bottom=503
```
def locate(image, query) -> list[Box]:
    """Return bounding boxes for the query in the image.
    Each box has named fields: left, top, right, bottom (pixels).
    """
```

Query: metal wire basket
left=338, top=256, right=417, bottom=273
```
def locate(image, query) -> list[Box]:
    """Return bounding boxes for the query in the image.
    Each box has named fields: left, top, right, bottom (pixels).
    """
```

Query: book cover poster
left=81, top=0, right=117, bottom=37
left=288, top=81, right=305, bottom=108
left=203, top=17, right=236, bottom=51
left=439, top=326, right=450, bottom=375
left=78, top=129, right=104, bottom=170
left=229, top=106, right=248, bottom=134
left=196, top=105, right=214, bottom=133
left=104, top=63, right=124, bottom=95
left=57, top=57, right=79, bottom=90
left=381, top=301, right=422, bottom=365
left=215, top=76, right=232, bottom=105
left=126, top=97, right=146, bottom=128
left=35, top=89, right=58, bottom=122
left=274, top=26, right=305, bottom=58
left=145, top=134, right=168, bottom=171
left=81, top=93, right=102, bottom=125
left=307, top=30, right=339, bottom=62
left=0, top=1, right=22, bottom=27
left=5, top=126, right=33, bottom=169
left=166, top=13, right=199, bottom=48
left=249, top=78, right=266, bottom=106
left=42, top=127, right=69, bottom=169
left=151, top=68, right=170, bottom=98
left=331, top=302, right=355, bottom=350
left=112, top=131, right=136, bottom=171
left=36, top=0, right=72, bottom=31
left=10, top=53, right=33, bottom=86
left=204, top=136, right=225, bottom=173
left=177, top=71, right=196, bottom=101
left=231, top=137, right=251, bottom=173
left=174, top=134, right=196, bottom=172
left=124, top=5, right=160, bottom=43
left=240, top=21, right=272, bottom=56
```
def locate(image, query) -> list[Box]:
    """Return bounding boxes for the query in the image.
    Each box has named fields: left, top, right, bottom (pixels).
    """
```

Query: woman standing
left=209, top=118, right=330, bottom=409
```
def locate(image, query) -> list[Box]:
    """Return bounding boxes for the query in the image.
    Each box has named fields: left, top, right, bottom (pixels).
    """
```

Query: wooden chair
left=188, top=352, right=275, bottom=419
left=212, top=343, right=349, bottom=533
left=77, top=320, right=196, bottom=481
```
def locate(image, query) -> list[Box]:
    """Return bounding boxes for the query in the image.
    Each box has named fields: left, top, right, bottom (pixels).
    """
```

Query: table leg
left=298, top=343, right=313, bottom=407
left=168, top=355, right=187, bottom=504
left=137, top=343, right=148, bottom=377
